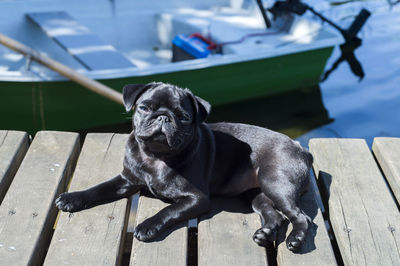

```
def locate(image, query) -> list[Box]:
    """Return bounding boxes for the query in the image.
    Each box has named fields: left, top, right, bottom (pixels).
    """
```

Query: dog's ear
left=185, top=89, right=211, bottom=123
left=195, top=96, right=211, bottom=123
left=123, top=84, right=151, bottom=112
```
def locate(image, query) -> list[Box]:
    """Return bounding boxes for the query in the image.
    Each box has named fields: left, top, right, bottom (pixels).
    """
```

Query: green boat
left=0, top=0, right=342, bottom=133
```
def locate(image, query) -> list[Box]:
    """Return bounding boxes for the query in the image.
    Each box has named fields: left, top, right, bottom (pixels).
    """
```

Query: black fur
left=56, top=82, right=313, bottom=251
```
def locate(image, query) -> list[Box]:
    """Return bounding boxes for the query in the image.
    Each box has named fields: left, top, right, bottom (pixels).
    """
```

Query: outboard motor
left=257, top=0, right=370, bottom=42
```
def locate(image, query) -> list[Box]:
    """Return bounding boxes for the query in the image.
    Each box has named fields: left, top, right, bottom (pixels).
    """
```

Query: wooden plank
left=277, top=175, right=337, bottom=266
left=0, top=131, right=29, bottom=204
left=373, top=137, right=400, bottom=204
left=44, top=133, right=130, bottom=266
left=0, top=131, right=79, bottom=266
left=130, top=196, right=188, bottom=266
left=309, top=138, right=400, bottom=266
left=198, top=198, right=267, bottom=266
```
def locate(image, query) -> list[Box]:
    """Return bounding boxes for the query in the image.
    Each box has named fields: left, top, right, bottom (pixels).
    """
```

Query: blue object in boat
left=172, top=34, right=211, bottom=59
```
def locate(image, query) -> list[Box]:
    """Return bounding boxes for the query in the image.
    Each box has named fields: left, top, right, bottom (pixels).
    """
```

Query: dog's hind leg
left=251, top=192, right=285, bottom=246
left=257, top=168, right=310, bottom=251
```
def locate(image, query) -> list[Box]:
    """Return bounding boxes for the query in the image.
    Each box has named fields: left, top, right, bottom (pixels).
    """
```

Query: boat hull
left=1, top=46, right=333, bottom=133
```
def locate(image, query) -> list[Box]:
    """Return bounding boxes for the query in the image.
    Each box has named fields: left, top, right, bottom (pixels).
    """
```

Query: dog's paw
left=134, top=218, right=162, bottom=242
left=252, top=227, right=277, bottom=246
left=286, top=230, right=306, bottom=251
left=55, top=192, right=87, bottom=213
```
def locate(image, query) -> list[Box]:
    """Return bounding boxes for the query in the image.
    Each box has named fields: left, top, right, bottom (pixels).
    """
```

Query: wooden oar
left=0, top=33, right=123, bottom=106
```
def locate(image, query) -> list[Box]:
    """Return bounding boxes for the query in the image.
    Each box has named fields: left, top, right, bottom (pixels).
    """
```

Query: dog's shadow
left=134, top=192, right=254, bottom=243
left=137, top=175, right=321, bottom=256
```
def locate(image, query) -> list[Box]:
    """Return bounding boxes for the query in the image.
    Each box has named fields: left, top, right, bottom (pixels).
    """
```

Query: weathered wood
left=198, top=198, right=267, bottom=266
left=277, top=175, right=337, bottom=266
left=130, top=195, right=188, bottom=266
left=309, top=138, right=400, bottom=266
left=44, top=133, right=130, bottom=266
left=373, top=137, right=400, bottom=204
left=0, top=131, right=29, bottom=204
left=0, top=131, right=80, bottom=266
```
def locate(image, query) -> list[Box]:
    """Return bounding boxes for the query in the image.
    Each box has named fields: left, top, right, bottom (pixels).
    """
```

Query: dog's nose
left=158, top=115, right=170, bottom=123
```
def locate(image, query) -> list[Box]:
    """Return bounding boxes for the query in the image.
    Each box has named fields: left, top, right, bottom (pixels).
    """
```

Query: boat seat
left=27, top=11, right=135, bottom=70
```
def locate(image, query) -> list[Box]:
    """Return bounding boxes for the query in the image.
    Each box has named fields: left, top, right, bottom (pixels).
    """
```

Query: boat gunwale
left=0, top=27, right=343, bottom=83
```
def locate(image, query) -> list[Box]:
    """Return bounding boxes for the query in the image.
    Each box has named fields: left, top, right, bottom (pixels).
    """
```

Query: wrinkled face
left=132, top=84, right=196, bottom=155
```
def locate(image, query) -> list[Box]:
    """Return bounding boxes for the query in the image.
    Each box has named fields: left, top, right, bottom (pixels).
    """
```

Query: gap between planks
left=372, top=137, right=400, bottom=207
left=0, top=131, right=30, bottom=204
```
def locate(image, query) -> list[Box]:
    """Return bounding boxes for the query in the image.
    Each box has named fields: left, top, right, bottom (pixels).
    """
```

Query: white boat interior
left=0, top=0, right=342, bottom=81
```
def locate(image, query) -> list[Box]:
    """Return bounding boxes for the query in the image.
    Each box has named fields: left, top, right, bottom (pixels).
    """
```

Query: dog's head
left=123, top=82, right=211, bottom=156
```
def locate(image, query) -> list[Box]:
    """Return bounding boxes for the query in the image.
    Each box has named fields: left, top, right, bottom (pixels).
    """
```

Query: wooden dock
left=1, top=130, right=400, bottom=265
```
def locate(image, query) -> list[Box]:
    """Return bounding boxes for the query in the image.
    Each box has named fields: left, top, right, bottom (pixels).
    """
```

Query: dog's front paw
left=134, top=217, right=163, bottom=241
left=55, top=192, right=87, bottom=213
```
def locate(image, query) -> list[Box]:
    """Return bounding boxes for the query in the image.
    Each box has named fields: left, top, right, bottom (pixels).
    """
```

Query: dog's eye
left=180, top=113, right=191, bottom=122
left=138, top=105, right=150, bottom=112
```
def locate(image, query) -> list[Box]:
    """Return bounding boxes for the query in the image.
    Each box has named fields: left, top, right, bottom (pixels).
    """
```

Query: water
left=297, top=0, right=400, bottom=147
left=212, top=0, right=400, bottom=147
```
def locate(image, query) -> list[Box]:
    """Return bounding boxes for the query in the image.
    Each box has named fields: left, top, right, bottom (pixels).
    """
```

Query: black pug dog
left=56, top=82, right=313, bottom=251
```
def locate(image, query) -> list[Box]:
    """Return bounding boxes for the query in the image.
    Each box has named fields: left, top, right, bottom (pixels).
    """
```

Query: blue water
left=297, top=0, right=400, bottom=146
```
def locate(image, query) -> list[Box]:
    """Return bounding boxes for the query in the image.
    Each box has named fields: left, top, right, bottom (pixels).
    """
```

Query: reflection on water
left=321, top=36, right=364, bottom=81
left=208, top=86, right=332, bottom=139
left=82, top=86, right=332, bottom=140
